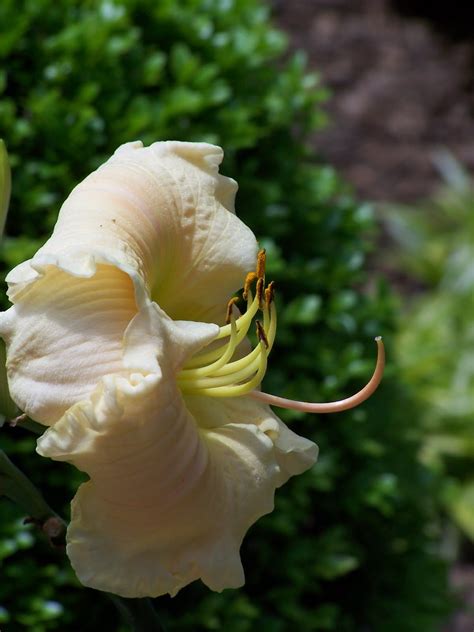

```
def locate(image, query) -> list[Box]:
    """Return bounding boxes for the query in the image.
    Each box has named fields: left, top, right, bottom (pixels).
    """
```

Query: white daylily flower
left=0, top=141, right=384, bottom=598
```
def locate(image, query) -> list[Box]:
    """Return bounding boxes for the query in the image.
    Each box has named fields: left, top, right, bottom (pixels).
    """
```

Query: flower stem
left=0, top=448, right=166, bottom=630
left=0, top=450, right=66, bottom=539
left=12, top=415, right=45, bottom=435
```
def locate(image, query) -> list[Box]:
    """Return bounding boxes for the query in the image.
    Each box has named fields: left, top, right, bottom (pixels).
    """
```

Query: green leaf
left=445, top=480, right=474, bottom=541
left=0, top=449, right=64, bottom=530
left=284, top=295, right=322, bottom=326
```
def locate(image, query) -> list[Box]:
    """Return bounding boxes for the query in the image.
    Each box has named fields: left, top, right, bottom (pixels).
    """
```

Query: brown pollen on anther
left=265, top=281, right=275, bottom=307
left=255, top=320, right=269, bottom=348
left=225, top=297, right=240, bottom=324
left=243, top=272, right=258, bottom=300
left=256, top=277, right=265, bottom=304
left=256, top=249, right=266, bottom=279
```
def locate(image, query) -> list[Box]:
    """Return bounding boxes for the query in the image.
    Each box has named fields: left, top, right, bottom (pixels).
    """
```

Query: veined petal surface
left=0, top=264, right=137, bottom=424
left=184, top=394, right=318, bottom=487
left=0, top=141, right=258, bottom=423
left=6, top=141, right=258, bottom=322
left=35, top=305, right=303, bottom=598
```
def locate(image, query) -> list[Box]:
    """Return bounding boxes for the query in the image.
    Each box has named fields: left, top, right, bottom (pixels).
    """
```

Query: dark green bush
left=0, top=0, right=451, bottom=630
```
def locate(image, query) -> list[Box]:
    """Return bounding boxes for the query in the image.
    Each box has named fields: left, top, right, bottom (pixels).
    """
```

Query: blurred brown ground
left=274, top=1, right=474, bottom=630
left=275, top=0, right=474, bottom=203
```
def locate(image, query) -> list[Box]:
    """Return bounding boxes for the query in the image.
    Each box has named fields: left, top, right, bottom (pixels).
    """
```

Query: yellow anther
left=256, top=248, right=266, bottom=279
left=265, top=281, right=275, bottom=308
left=255, top=320, right=269, bottom=349
left=225, top=296, right=240, bottom=324
left=243, top=272, right=258, bottom=300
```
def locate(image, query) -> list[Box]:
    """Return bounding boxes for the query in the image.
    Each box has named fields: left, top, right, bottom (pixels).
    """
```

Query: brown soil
left=274, top=0, right=474, bottom=203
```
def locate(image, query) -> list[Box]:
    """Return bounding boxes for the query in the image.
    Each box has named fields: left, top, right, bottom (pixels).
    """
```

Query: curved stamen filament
left=182, top=341, right=268, bottom=398
left=212, top=341, right=262, bottom=377
left=179, top=300, right=276, bottom=388
left=211, top=302, right=276, bottom=377
left=178, top=246, right=384, bottom=411
left=179, top=316, right=238, bottom=379
left=216, top=286, right=261, bottom=341
left=179, top=343, right=264, bottom=390
left=183, top=290, right=260, bottom=369
left=248, top=337, right=385, bottom=413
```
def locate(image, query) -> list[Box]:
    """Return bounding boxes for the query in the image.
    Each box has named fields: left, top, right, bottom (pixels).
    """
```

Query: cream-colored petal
left=0, top=141, right=256, bottom=421
left=37, top=371, right=281, bottom=597
left=6, top=141, right=258, bottom=322
left=35, top=304, right=307, bottom=598
left=0, top=264, right=137, bottom=424
left=184, top=394, right=318, bottom=487
left=123, top=302, right=219, bottom=376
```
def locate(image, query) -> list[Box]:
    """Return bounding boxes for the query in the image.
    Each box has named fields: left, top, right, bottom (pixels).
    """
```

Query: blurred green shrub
left=0, top=1, right=451, bottom=630
left=383, top=153, right=474, bottom=543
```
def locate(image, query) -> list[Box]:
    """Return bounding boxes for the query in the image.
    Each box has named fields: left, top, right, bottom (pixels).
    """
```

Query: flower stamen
left=178, top=251, right=384, bottom=412
left=180, top=340, right=268, bottom=398
left=265, top=280, right=275, bottom=308
left=182, top=290, right=260, bottom=370
left=179, top=315, right=239, bottom=379
left=225, top=296, right=240, bottom=325
left=256, top=248, right=266, bottom=279
left=243, top=272, right=258, bottom=300
left=255, top=320, right=269, bottom=349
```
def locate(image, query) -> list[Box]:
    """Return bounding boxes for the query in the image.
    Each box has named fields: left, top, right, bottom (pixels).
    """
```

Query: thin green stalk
left=0, top=449, right=62, bottom=524
left=0, top=448, right=166, bottom=630
left=12, top=415, right=45, bottom=435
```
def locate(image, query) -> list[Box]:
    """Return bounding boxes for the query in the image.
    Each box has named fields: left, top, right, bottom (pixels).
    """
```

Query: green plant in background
left=0, top=0, right=451, bottom=630
left=383, top=152, right=474, bottom=544
left=0, top=139, right=17, bottom=426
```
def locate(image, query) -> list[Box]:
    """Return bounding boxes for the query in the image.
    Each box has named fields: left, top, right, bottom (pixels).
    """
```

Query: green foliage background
left=382, top=154, right=474, bottom=544
left=0, top=0, right=452, bottom=630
